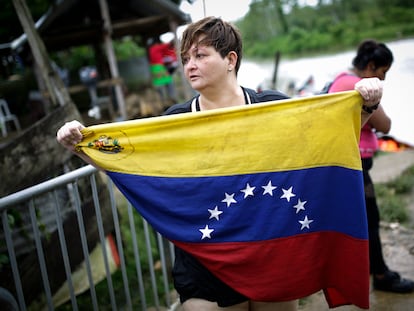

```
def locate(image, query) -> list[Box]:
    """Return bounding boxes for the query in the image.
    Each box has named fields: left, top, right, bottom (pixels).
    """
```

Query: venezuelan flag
left=76, top=91, right=369, bottom=308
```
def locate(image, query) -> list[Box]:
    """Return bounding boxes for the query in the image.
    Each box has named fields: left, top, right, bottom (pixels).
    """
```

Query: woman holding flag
left=328, top=39, right=413, bottom=294
left=57, top=17, right=384, bottom=311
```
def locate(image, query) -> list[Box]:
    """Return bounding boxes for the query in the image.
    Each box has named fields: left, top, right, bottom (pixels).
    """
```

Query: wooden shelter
left=3, top=0, right=190, bottom=53
left=1, top=0, right=191, bottom=119
left=0, top=2, right=191, bottom=307
left=0, top=0, right=191, bottom=197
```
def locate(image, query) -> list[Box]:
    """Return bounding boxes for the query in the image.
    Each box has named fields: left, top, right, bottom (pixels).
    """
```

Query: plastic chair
left=0, top=98, right=21, bottom=137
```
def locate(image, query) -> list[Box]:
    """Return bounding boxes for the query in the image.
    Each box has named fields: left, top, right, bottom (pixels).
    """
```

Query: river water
left=238, top=39, right=414, bottom=146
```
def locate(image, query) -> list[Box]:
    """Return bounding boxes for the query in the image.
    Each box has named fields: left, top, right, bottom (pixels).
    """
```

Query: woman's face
left=182, top=40, right=230, bottom=92
left=364, top=64, right=391, bottom=81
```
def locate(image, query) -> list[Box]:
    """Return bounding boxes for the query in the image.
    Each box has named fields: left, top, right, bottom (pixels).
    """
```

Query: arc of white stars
left=199, top=225, right=214, bottom=239
left=241, top=183, right=255, bottom=198
left=200, top=181, right=315, bottom=239
left=208, top=206, right=223, bottom=220
left=293, top=199, right=307, bottom=214
left=281, top=186, right=296, bottom=202
left=299, top=215, right=314, bottom=230
left=222, top=192, right=237, bottom=207
left=262, top=180, right=277, bottom=196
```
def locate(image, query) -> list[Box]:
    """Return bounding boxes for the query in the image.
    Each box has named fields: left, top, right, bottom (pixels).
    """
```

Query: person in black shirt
left=57, top=16, right=384, bottom=311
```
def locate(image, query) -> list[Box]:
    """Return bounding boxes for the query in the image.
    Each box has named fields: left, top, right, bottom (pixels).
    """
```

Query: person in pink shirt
left=329, top=39, right=413, bottom=294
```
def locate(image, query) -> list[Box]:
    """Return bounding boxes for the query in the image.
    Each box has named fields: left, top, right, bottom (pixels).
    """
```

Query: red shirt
left=148, top=43, right=176, bottom=65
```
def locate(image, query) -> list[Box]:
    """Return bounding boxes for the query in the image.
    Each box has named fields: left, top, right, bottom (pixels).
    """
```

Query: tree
left=275, top=0, right=289, bottom=34
left=238, top=0, right=414, bottom=58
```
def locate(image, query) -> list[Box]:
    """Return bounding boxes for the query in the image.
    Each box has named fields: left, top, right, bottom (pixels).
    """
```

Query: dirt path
left=370, top=150, right=414, bottom=184
left=300, top=150, right=414, bottom=310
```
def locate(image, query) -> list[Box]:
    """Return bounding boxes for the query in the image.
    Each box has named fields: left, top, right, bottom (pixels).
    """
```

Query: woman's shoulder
left=243, top=87, right=290, bottom=103
left=334, top=71, right=359, bottom=81
left=163, top=99, right=193, bottom=115
left=329, top=72, right=360, bottom=92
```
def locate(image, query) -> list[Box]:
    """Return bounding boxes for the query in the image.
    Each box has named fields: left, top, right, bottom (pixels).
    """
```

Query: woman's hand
left=355, top=77, right=383, bottom=108
left=56, top=120, right=100, bottom=168
left=356, top=78, right=384, bottom=127
left=56, top=120, right=85, bottom=152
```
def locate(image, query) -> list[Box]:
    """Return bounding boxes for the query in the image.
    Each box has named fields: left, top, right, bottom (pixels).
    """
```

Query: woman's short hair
left=180, top=16, right=243, bottom=73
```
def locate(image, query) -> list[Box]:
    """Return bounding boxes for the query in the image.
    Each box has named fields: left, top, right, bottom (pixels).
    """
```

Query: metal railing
left=0, top=165, right=179, bottom=311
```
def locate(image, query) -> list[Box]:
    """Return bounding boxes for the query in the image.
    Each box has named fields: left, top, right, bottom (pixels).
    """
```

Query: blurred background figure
left=328, top=39, right=414, bottom=294
left=147, top=37, right=177, bottom=107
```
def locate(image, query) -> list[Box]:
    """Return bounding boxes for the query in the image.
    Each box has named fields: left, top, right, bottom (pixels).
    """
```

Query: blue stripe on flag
left=108, top=166, right=367, bottom=243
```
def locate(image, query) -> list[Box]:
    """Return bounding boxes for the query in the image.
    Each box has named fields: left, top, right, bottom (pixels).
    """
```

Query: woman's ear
left=226, top=51, right=238, bottom=68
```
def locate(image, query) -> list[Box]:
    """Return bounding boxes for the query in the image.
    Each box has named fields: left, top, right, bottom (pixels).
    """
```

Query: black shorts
left=172, top=247, right=248, bottom=307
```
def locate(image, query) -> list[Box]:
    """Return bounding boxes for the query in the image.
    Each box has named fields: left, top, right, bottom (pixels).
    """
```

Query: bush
left=375, top=165, right=414, bottom=224
left=376, top=184, right=408, bottom=223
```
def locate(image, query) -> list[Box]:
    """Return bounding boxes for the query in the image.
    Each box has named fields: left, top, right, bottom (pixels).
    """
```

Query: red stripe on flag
left=174, top=231, right=369, bottom=308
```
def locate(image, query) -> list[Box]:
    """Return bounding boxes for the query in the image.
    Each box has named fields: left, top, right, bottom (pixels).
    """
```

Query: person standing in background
left=328, top=39, right=414, bottom=294
left=147, top=37, right=177, bottom=106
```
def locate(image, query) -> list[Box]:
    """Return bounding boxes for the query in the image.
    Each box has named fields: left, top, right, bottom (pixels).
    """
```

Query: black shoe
left=373, top=270, right=414, bottom=293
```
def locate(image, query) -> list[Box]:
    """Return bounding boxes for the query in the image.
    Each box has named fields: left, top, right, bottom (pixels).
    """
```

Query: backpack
left=318, top=81, right=333, bottom=94
left=318, top=72, right=350, bottom=95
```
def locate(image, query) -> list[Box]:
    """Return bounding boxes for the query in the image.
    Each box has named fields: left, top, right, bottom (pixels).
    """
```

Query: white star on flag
left=199, top=179, right=316, bottom=238
left=262, top=180, right=277, bottom=196
left=222, top=192, right=237, bottom=207
left=199, top=225, right=214, bottom=239
left=281, top=186, right=296, bottom=202
left=293, top=199, right=307, bottom=214
left=208, top=206, right=223, bottom=220
left=241, top=183, right=256, bottom=198
left=299, top=215, right=314, bottom=230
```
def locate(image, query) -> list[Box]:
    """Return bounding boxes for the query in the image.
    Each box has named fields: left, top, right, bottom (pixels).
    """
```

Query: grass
left=376, top=162, right=414, bottom=226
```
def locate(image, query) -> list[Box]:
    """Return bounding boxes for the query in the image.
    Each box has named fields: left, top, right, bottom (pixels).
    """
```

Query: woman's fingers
left=355, top=77, right=383, bottom=107
left=56, top=120, right=85, bottom=149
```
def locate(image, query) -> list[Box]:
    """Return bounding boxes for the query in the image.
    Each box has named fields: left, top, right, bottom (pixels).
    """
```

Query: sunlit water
left=238, top=39, right=414, bottom=146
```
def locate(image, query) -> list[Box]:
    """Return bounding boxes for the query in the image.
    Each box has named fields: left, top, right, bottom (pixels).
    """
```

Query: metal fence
left=0, top=164, right=179, bottom=311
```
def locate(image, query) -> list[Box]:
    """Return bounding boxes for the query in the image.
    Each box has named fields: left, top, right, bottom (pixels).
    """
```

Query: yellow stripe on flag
left=76, top=91, right=363, bottom=176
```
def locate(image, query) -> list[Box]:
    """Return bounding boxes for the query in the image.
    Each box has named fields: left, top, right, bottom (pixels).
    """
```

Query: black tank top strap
left=193, top=87, right=251, bottom=112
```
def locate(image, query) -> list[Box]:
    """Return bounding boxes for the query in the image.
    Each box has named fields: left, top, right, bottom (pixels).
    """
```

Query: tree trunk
left=12, top=0, right=73, bottom=111
left=275, top=0, right=289, bottom=34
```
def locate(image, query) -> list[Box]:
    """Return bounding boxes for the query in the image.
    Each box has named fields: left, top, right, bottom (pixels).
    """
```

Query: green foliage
left=376, top=184, right=408, bottom=223
left=54, top=46, right=96, bottom=71
left=114, top=39, right=146, bottom=61
left=239, top=0, right=414, bottom=58
left=48, top=38, right=145, bottom=82
left=386, top=166, right=414, bottom=195
left=375, top=165, right=414, bottom=224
